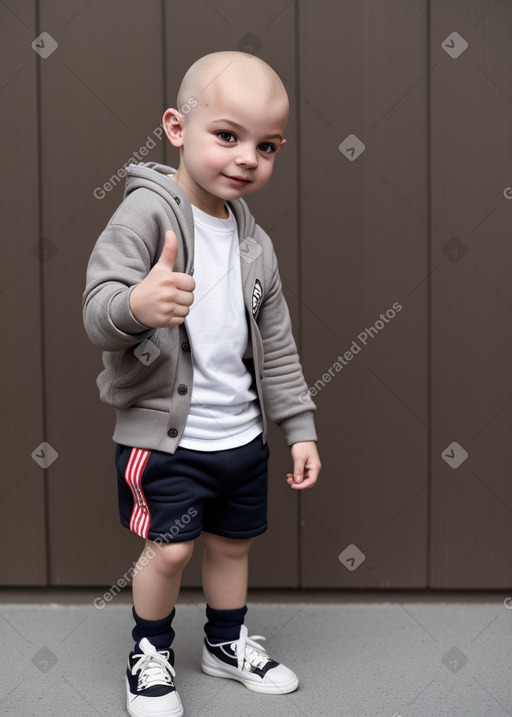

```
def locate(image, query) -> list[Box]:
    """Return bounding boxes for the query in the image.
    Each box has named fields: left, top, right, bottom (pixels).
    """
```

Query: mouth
left=224, top=175, right=252, bottom=186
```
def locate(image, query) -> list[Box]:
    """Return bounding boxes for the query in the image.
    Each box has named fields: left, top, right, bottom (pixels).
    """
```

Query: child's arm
left=83, top=224, right=193, bottom=350
left=255, top=239, right=321, bottom=488
left=256, top=245, right=317, bottom=444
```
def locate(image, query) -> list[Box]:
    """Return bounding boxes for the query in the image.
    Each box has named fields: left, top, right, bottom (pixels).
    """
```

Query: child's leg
left=126, top=540, right=192, bottom=717
left=199, top=531, right=298, bottom=694
left=201, top=532, right=251, bottom=644
left=201, top=532, right=252, bottom=609
left=132, top=538, right=195, bottom=619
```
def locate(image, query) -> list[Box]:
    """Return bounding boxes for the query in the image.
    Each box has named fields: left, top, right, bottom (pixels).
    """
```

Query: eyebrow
left=211, top=118, right=283, bottom=141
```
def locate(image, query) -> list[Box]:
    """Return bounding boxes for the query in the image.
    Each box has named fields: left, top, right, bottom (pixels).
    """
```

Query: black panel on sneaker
left=126, top=650, right=176, bottom=697
left=204, top=637, right=279, bottom=678
left=201, top=626, right=299, bottom=695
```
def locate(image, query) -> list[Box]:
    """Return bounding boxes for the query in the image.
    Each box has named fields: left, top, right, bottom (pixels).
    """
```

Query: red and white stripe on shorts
left=124, top=447, right=151, bottom=538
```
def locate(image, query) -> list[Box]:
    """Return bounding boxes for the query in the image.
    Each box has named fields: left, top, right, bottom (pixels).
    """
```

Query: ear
left=275, top=138, right=287, bottom=155
left=162, top=108, right=184, bottom=148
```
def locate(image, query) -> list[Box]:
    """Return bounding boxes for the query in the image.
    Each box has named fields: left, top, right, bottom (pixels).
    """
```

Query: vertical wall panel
left=40, top=0, right=165, bottom=584
left=298, top=0, right=429, bottom=587
left=429, top=1, right=512, bottom=587
left=164, top=0, right=301, bottom=587
left=0, top=1, right=47, bottom=584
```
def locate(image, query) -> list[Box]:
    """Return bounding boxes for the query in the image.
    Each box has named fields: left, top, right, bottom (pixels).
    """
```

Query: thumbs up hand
left=129, top=231, right=195, bottom=328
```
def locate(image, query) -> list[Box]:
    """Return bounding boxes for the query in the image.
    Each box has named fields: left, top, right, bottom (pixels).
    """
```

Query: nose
left=235, top=143, right=258, bottom=168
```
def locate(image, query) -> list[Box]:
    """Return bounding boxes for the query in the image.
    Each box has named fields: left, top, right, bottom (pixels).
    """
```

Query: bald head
left=176, top=51, right=289, bottom=126
left=163, top=51, right=289, bottom=214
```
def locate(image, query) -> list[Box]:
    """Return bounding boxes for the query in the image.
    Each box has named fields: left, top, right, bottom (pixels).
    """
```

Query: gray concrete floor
left=1, top=590, right=512, bottom=716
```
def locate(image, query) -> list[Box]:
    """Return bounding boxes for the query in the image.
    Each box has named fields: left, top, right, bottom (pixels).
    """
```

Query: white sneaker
left=201, top=625, right=299, bottom=694
left=126, top=637, right=183, bottom=716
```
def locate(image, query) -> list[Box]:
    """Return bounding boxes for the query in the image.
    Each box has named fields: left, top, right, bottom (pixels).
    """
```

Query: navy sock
left=132, top=606, right=176, bottom=653
left=204, top=604, right=248, bottom=645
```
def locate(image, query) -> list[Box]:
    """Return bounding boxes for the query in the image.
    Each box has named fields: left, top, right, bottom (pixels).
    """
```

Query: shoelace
left=132, top=637, right=175, bottom=691
left=232, top=625, right=271, bottom=672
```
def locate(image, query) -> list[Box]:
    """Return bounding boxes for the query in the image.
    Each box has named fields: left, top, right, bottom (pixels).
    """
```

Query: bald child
left=83, top=50, right=321, bottom=717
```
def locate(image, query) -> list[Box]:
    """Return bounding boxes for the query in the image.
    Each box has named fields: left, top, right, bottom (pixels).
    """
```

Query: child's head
left=163, top=51, right=289, bottom=216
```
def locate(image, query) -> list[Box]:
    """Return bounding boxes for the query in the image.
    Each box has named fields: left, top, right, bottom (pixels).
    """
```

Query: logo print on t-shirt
left=252, top=279, right=263, bottom=320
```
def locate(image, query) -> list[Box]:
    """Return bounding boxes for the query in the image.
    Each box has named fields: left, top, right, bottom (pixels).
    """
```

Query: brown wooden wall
left=1, top=0, right=512, bottom=590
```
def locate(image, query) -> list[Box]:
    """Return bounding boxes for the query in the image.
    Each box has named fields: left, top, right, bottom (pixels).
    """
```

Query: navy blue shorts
left=115, top=434, right=269, bottom=542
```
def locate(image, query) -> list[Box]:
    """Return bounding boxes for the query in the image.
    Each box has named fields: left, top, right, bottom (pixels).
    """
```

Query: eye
left=216, top=131, right=236, bottom=143
left=258, top=143, right=276, bottom=154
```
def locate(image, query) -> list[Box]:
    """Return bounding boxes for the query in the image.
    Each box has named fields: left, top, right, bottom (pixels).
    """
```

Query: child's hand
left=130, top=230, right=195, bottom=328
left=286, top=441, right=321, bottom=490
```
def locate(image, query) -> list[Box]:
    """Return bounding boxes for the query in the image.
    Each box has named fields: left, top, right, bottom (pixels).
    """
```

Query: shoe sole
left=201, top=651, right=299, bottom=695
left=125, top=676, right=184, bottom=717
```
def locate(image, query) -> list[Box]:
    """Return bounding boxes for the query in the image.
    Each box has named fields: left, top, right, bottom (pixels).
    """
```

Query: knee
left=203, top=534, right=252, bottom=560
left=146, top=540, right=194, bottom=575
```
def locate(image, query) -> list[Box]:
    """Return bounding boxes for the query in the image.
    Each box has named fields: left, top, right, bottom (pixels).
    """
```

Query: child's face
left=164, top=84, right=288, bottom=216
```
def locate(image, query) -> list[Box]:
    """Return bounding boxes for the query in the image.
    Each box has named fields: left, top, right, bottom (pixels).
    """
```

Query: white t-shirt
left=178, top=203, right=263, bottom=450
